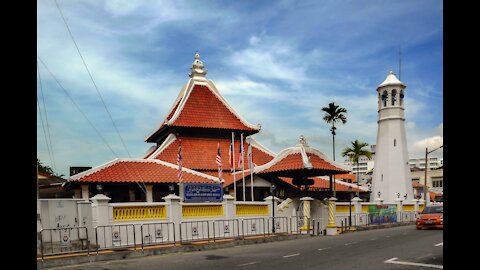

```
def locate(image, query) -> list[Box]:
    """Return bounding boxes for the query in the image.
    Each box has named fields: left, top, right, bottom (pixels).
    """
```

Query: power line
left=54, top=0, right=132, bottom=158
left=37, top=57, right=146, bottom=194
left=53, top=0, right=147, bottom=194
left=37, top=61, right=57, bottom=173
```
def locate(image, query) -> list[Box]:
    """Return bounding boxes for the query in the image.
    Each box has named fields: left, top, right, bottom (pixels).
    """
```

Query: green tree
left=321, top=102, right=347, bottom=197
left=37, top=158, right=64, bottom=177
left=341, top=140, right=372, bottom=196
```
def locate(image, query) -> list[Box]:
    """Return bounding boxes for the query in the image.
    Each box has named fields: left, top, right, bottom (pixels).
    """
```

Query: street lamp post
left=424, top=145, right=443, bottom=206
left=348, top=186, right=352, bottom=228
left=270, top=183, right=276, bottom=233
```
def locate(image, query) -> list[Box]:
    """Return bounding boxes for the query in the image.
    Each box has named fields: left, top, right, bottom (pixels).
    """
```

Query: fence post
left=163, top=194, right=181, bottom=244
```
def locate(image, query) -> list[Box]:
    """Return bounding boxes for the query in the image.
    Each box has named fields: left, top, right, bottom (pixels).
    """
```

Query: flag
left=238, top=137, right=243, bottom=170
left=247, top=139, right=253, bottom=170
left=216, top=143, right=222, bottom=181
left=229, top=142, right=233, bottom=170
left=177, top=140, right=183, bottom=182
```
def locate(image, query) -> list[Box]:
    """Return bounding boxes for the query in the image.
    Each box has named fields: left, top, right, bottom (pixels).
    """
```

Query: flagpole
left=241, top=133, right=246, bottom=201
left=232, top=132, right=236, bottom=202
left=249, top=137, right=254, bottom=201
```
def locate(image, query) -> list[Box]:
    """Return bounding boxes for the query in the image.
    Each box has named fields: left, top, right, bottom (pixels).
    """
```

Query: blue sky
left=37, top=0, right=443, bottom=177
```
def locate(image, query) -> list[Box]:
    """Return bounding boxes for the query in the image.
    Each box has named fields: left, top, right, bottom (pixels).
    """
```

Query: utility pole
left=424, top=145, right=443, bottom=206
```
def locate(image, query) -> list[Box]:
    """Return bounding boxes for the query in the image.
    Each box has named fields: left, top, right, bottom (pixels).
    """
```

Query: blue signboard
left=183, top=183, right=223, bottom=202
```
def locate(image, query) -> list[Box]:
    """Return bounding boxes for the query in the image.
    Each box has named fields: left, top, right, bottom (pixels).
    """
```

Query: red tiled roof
left=69, top=159, right=217, bottom=184
left=260, top=153, right=348, bottom=174
left=412, top=181, right=425, bottom=188
left=335, top=173, right=357, bottom=183
left=157, top=84, right=258, bottom=132
left=153, top=136, right=273, bottom=171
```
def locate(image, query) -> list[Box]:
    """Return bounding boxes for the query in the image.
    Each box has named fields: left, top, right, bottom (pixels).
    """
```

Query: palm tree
left=321, top=102, right=347, bottom=197
left=341, top=140, right=372, bottom=197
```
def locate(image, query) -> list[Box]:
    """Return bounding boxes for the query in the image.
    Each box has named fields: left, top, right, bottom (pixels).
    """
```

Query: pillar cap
left=351, top=197, right=362, bottom=202
left=163, top=194, right=181, bottom=200
left=300, top=196, right=314, bottom=201
left=395, top=198, right=404, bottom=202
left=264, top=195, right=279, bottom=201
left=223, top=194, right=235, bottom=200
left=328, top=197, right=338, bottom=201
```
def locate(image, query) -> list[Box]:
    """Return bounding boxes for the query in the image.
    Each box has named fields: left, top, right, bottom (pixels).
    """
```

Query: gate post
left=300, top=197, right=313, bottom=232
left=326, top=197, right=338, bottom=235
left=351, top=197, right=362, bottom=227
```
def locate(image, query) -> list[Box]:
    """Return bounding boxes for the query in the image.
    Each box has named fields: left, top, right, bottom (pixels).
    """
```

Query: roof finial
left=298, top=135, right=309, bottom=146
left=189, top=51, right=208, bottom=80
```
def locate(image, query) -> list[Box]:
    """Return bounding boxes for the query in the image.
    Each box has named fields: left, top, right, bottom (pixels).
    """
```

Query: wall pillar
left=300, top=197, right=314, bottom=230
left=163, top=194, right=182, bottom=240
left=223, top=194, right=235, bottom=220
left=90, top=194, right=111, bottom=227
left=412, top=199, right=419, bottom=213
left=375, top=197, right=384, bottom=205
left=326, top=197, right=338, bottom=235
left=352, top=197, right=362, bottom=226
left=395, top=198, right=403, bottom=223
left=264, top=196, right=279, bottom=218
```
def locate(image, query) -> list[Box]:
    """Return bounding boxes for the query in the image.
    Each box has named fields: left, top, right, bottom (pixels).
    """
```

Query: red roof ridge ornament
left=188, top=51, right=208, bottom=81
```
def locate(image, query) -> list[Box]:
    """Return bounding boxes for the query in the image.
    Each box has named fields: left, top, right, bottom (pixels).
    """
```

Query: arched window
left=391, top=90, right=397, bottom=106
left=400, top=90, right=404, bottom=106
left=381, top=91, right=388, bottom=107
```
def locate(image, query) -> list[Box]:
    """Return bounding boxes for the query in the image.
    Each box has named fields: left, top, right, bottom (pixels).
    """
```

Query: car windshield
left=422, top=206, right=443, bottom=214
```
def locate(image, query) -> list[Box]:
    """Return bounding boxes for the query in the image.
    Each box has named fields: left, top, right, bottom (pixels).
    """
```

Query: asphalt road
left=47, top=225, right=443, bottom=270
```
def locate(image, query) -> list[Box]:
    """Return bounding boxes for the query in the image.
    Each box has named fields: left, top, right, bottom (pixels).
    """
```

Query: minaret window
left=399, top=90, right=404, bottom=106
left=391, top=90, right=397, bottom=106
left=381, top=91, right=388, bottom=107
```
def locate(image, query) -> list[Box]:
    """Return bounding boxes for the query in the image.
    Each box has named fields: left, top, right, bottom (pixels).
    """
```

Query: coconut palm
left=341, top=140, right=372, bottom=196
left=321, top=102, right=347, bottom=197
left=321, top=102, right=347, bottom=161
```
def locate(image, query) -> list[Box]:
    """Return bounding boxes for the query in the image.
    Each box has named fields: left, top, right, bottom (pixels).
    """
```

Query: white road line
left=283, top=253, right=300, bottom=258
left=318, top=247, right=331, bottom=251
left=370, top=238, right=377, bottom=240
left=237, top=261, right=260, bottom=267
left=344, top=242, right=352, bottom=245
left=434, top=242, right=443, bottom=246
left=384, top=257, right=443, bottom=269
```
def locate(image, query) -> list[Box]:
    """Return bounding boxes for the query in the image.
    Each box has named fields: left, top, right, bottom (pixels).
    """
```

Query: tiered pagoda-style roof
left=145, top=134, right=275, bottom=172
left=145, top=52, right=260, bottom=145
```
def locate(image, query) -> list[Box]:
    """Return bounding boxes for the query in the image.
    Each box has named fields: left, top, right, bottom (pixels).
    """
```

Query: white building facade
left=409, top=157, right=443, bottom=170
left=371, top=71, right=414, bottom=204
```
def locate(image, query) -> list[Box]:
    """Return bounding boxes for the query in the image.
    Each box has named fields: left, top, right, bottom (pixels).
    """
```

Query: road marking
left=385, top=235, right=391, bottom=238
left=283, top=253, right=300, bottom=258
left=384, top=257, right=443, bottom=269
left=434, top=242, right=443, bottom=246
left=345, top=242, right=355, bottom=245
left=237, top=261, right=260, bottom=267
left=370, top=238, right=377, bottom=240
left=318, top=247, right=331, bottom=251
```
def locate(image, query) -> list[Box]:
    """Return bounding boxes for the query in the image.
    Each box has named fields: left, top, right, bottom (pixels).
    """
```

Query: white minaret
left=371, top=71, right=414, bottom=204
